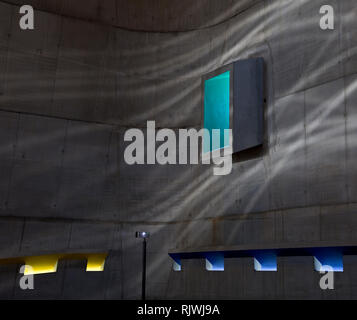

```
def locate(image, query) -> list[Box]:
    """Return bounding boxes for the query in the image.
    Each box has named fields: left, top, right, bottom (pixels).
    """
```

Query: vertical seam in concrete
left=61, top=120, right=72, bottom=250
left=4, top=112, right=20, bottom=209
left=53, top=119, right=69, bottom=219
left=114, top=0, right=119, bottom=27
left=10, top=263, right=19, bottom=299
left=118, top=223, right=126, bottom=299
left=337, top=0, right=344, bottom=77
left=242, top=258, right=245, bottom=298
left=319, top=206, right=322, bottom=242
left=281, top=210, right=285, bottom=243
left=219, top=20, right=229, bottom=66
left=18, top=217, right=26, bottom=253
left=49, top=12, right=64, bottom=116
left=119, top=224, right=125, bottom=299
left=303, top=90, right=307, bottom=206
left=67, top=220, right=73, bottom=250
left=2, top=3, right=13, bottom=95
left=59, top=260, right=68, bottom=299
left=338, top=0, right=349, bottom=204
left=97, top=129, right=115, bottom=219
left=342, top=76, right=349, bottom=202
left=265, top=45, right=277, bottom=150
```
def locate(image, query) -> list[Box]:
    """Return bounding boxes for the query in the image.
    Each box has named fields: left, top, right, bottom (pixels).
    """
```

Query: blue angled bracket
left=205, top=253, right=224, bottom=271
left=313, top=249, right=343, bottom=272
left=171, top=254, right=182, bottom=272
left=254, top=251, right=277, bottom=272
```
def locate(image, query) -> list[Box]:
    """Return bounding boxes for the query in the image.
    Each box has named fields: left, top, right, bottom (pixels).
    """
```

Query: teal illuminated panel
left=203, top=71, right=230, bottom=154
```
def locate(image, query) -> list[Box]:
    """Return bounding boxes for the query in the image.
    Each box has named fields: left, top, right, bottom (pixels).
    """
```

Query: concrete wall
left=5, top=0, right=260, bottom=32
left=0, top=0, right=356, bottom=299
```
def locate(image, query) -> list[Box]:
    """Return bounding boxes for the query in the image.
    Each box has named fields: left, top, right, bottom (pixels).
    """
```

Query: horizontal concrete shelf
left=169, top=242, right=357, bottom=272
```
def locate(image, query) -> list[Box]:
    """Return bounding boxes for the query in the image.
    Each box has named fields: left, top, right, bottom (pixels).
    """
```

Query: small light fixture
left=136, top=231, right=150, bottom=239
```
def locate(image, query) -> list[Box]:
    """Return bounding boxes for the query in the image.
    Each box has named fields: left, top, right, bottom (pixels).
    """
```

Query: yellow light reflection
left=24, top=255, right=59, bottom=275
left=86, top=254, right=107, bottom=272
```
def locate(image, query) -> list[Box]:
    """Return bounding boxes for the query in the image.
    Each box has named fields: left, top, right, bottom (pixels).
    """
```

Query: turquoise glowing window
left=203, top=71, right=230, bottom=154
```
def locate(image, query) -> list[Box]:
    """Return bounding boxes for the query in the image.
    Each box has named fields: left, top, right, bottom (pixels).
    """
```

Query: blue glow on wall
left=170, top=254, right=182, bottom=271
left=205, top=253, right=224, bottom=272
left=254, top=252, right=277, bottom=272
left=314, top=250, right=343, bottom=272
left=173, top=259, right=182, bottom=272
left=203, top=71, right=230, bottom=154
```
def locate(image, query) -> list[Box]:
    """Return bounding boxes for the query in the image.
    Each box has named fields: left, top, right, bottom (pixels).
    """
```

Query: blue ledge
left=169, top=243, right=357, bottom=272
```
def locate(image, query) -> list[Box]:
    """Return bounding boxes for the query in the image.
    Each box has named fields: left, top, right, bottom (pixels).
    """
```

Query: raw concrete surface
left=0, top=0, right=355, bottom=299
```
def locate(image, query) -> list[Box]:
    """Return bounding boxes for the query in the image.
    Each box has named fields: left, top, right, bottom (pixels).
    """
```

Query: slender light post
left=136, top=232, right=150, bottom=300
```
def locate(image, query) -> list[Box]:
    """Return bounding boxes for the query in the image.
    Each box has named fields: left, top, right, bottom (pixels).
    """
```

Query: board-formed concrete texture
left=0, top=0, right=355, bottom=299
